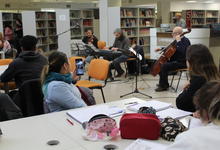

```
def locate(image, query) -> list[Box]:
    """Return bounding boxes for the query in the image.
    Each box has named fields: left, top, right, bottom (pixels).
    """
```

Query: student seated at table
left=176, top=44, right=220, bottom=112
left=0, top=32, right=11, bottom=53
left=1, top=35, right=48, bottom=88
left=167, top=81, right=220, bottom=150
left=41, top=51, right=86, bottom=112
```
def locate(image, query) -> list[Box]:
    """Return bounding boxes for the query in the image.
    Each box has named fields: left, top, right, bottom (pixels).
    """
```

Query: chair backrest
left=0, top=93, right=23, bottom=121
left=97, top=41, right=106, bottom=49
left=0, top=59, right=13, bottom=66
left=88, top=59, right=110, bottom=81
left=68, top=56, right=85, bottom=72
left=18, top=79, right=44, bottom=117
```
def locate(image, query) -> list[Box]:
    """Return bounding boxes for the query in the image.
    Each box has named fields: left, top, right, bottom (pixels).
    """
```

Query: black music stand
left=120, top=50, right=152, bottom=98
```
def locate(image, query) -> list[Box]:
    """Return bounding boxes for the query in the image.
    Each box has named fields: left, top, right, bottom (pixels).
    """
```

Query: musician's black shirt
left=171, top=36, right=191, bottom=63
left=82, top=35, right=98, bottom=48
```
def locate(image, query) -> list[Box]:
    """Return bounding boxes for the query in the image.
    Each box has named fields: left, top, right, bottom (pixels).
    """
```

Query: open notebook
left=66, top=105, right=124, bottom=124
left=127, top=100, right=172, bottom=112
left=156, top=108, right=192, bottom=119
left=125, top=139, right=169, bottom=150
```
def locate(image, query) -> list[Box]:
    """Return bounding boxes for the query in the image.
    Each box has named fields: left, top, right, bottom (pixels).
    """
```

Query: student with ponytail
left=41, top=51, right=86, bottom=112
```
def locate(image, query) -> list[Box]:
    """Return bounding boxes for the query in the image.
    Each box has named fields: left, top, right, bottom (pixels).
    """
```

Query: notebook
left=156, top=108, right=192, bottom=119
left=127, top=100, right=172, bottom=112
left=66, top=105, right=124, bottom=124
left=125, top=139, right=169, bottom=150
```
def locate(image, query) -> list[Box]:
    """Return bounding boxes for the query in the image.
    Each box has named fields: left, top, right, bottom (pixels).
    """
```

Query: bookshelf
left=70, top=9, right=94, bottom=39
left=0, top=12, right=22, bottom=33
left=35, top=11, right=58, bottom=51
left=182, top=10, right=220, bottom=27
left=120, top=7, right=156, bottom=57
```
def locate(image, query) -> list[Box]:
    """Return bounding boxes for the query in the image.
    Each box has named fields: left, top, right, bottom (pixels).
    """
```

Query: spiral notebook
left=127, top=100, right=172, bottom=112
left=67, top=105, right=124, bottom=124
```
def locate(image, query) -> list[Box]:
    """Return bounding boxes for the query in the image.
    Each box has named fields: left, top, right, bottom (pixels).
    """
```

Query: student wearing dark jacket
left=155, top=26, right=191, bottom=92
left=176, top=44, right=220, bottom=112
left=109, top=28, right=130, bottom=77
left=1, top=35, right=48, bottom=88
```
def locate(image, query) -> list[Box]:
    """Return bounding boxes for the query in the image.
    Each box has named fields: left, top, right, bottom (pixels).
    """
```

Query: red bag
left=120, top=113, right=161, bottom=140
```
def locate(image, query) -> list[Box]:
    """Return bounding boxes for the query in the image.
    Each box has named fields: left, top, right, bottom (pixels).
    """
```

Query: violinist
left=82, top=29, right=98, bottom=48
left=155, top=26, right=191, bottom=92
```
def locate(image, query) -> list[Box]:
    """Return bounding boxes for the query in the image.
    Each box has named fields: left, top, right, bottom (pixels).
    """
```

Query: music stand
left=120, top=48, right=152, bottom=98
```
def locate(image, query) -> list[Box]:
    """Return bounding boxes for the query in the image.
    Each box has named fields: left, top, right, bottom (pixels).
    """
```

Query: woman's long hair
left=41, top=51, right=68, bottom=84
left=186, top=44, right=220, bottom=81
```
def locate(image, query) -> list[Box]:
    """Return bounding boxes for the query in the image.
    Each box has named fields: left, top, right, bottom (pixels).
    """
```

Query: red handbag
left=120, top=113, right=161, bottom=140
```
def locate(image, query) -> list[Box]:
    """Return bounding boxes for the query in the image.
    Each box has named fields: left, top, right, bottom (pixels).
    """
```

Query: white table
left=0, top=98, right=172, bottom=150
left=0, top=65, right=8, bottom=75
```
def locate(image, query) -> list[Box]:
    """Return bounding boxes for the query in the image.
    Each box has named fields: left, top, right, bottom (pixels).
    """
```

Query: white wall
left=0, top=13, right=3, bottom=33
left=171, top=2, right=220, bottom=11
left=22, top=11, right=37, bottom=36
left=56, top=9, right=71, bottom=57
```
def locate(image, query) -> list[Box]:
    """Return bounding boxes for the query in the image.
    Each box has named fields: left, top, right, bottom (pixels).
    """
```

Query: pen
left=188, top=118, right=191, bottom=129
left=110, top=110, right=124, bottom=116
left=66, top=118, right=74, bottom=126
left=125, top=102, right=138, bottom=105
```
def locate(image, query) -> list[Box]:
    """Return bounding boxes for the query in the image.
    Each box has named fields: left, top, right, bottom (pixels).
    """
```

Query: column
left=157, top=0, right=171, bottom=24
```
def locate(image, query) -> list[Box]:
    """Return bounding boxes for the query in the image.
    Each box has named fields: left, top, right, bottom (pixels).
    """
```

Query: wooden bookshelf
left=206, top=10, right=219, bottom=24
left=35, top=11, right=57, bottom=51
left=70, top=9, right=94, bottom=39
left=120, top=7, right=156, bottom=57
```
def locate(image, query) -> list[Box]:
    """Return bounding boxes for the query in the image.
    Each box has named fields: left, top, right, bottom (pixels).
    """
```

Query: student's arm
left=49, top=83, right=86, bottom=109
left=0, top=61, right=16, bottom=82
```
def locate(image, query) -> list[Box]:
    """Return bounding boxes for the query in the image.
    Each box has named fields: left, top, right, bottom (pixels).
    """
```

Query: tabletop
left=0, top=98, right=172, bottom=150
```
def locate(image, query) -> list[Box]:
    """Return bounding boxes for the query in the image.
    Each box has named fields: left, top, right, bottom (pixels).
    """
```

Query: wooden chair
left=170, top=68, right=189, bottom=92
left=0, top=59, right=16, bottom=92
left=76, top=59, right=110, bottom=103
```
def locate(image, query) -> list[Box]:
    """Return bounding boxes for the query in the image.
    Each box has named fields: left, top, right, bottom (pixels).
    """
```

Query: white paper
left=0, top=65, right=8, bottom=75
left=125, top=139, right=169, bottom=150
left=156, top=108, right=192, bottom=119
left=127, top=100, right=172, bottom=112
left=67, top=105, right=124, bottom=124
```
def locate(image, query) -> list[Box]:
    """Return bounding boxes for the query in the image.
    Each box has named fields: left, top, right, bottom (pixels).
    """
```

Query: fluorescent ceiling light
left=203, top=1, right=214, bottom=3
left=186, top=0, right=197, bottom=3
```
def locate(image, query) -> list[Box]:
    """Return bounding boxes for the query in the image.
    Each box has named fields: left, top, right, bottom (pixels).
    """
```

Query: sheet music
left=125, top=139, right=169, bottom=150
left=67, top=105, right=124, bottom=124
left=156, top=108, right=192, bottom=119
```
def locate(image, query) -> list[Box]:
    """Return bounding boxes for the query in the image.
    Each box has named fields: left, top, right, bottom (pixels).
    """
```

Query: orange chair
left=97, top=41, right=106, bottom=50
left=0, top=59, right=16, bottom=92
left=76, top=59, right=110, bottom=103
left=68, top=56, right=85, bottom=72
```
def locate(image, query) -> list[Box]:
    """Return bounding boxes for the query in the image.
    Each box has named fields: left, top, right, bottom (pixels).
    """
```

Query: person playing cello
left=155, top=26, right=191, bottom=92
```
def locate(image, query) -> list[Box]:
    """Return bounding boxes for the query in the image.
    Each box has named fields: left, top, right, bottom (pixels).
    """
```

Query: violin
left=150, top=28, right=191, bottom=76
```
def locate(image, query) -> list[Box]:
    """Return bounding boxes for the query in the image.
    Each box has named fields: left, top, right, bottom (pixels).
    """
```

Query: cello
left=150, top=11, right=192, bottom=76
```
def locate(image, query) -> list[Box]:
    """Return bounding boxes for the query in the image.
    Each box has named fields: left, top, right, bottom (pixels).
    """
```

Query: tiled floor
left=89, top=73, right=188, bottom=106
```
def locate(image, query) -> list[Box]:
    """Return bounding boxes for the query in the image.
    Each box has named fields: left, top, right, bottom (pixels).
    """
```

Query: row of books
left=192, top=18, right=205, bottom=25
left=192, top=11, right=205, bottom=18
left=83, top=20, right=93, bottom=26
left=121, top=9, right=137, bottom=17
left=121, top=19, right=137, bottom=27
left=139, top=19, right=154, bottom=27
left=139, top=9, right=155, bottom=17
left=35, top=12, right=56, bottom=20
left=122, top=29, right=137, bottom=37
left=36, top=21, right=56, bottom=28
left=139, top=37, right=150, bottom=46
left=139, top=28, right=150, bottom=36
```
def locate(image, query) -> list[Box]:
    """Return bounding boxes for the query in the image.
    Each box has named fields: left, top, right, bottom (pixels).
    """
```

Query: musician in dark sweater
left=110, top=28, right=130, bottom=77
left=155, top=26, right=191, bottom=92
left=82, top=29, right=98, bottom=48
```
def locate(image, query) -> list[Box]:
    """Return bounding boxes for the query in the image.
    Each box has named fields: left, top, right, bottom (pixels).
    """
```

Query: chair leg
left=170, top=74, right=175, bottom=87
left=186, top=71, right=189, bottom=80
left=176, top=71, right=182, bottom=92
left=100, top=88, right=106, bottom=103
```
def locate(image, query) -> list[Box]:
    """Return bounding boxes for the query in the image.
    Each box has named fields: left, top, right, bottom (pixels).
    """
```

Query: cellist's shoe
left=155, top=86, right=168, bottom=92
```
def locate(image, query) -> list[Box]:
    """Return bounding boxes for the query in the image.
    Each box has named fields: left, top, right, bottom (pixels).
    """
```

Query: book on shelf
left=36, top=12, right=47, bottom=20
left=139, top=19, right=153, bottom=27
left=121, top=18, right=137, bottom=27
left=47, top=12, right=56, bottom=20
left=139, top=28, right=150, bottom=36
left=121, top=8, right=136, bottom=17
left=83, top=19, right=93, bottom=26
left=122, top=28, right=137, bottom=37
left=70, top=10, right=81, bottom=18
left=83, top=10, right=93, bottom=18
left=139, top=9, right=154, bottom=18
